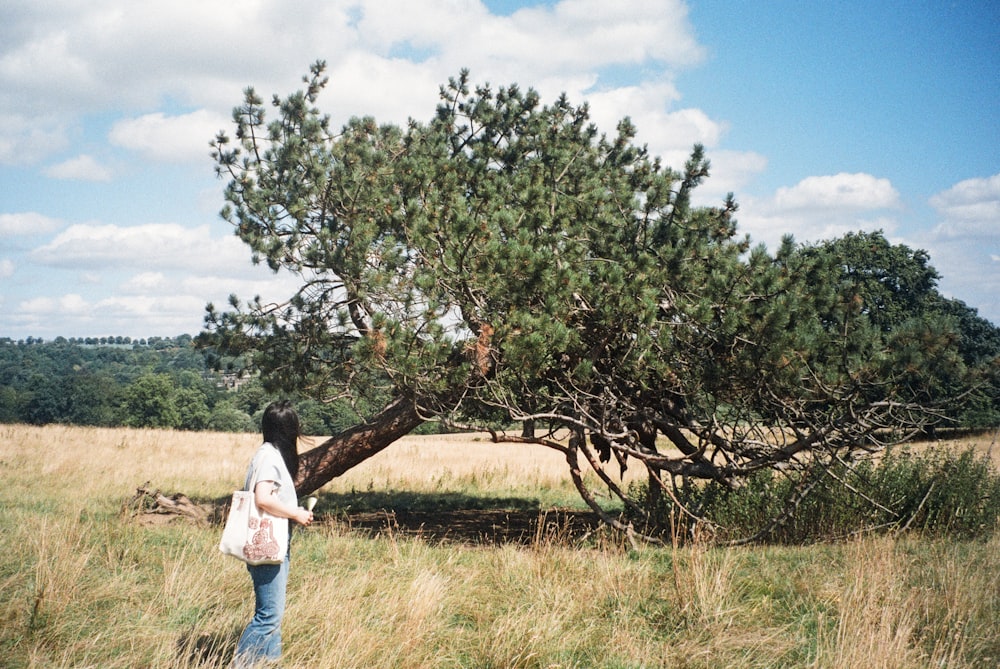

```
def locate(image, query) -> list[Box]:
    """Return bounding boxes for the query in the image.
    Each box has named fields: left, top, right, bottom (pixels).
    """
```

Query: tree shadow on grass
left=176, top=627, right=240, bottom=668
left=130, top=485, right=605, bottom=546
left=316, top=490, right=604, bottom=546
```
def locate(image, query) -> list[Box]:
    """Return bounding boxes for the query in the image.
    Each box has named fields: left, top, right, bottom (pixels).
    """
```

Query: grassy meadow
left=1, top=423, right=998, bottom=668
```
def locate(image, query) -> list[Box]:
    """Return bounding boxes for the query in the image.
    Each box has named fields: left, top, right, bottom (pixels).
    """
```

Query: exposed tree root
left=123, top=481, right=216, bottom=525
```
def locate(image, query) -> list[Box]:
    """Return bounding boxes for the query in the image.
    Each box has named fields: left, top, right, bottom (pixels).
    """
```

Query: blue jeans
left=234, top=552, right=289, bottom=667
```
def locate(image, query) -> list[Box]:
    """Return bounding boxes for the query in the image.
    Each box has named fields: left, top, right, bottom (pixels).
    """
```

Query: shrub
left=627, top=446, right=1000, bottom=544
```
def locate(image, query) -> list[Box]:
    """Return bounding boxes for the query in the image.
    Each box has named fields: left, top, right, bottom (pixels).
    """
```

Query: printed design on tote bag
left=244, top=516, right=280, bottom=562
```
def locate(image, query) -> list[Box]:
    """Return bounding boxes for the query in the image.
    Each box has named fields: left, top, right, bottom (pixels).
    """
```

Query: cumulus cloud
left=92, top=294, right=211, bottom=325
left=30, top=222, right=249, bottom=272
left=0, top=27, right=95, bottom=109
left=692, top=150, right=769, bottom=202
left=109, top=109, right=229, bottom=163
left=121, top=271, right=167, bottom=293
left=12, top=260, right=303, bottom=339
left=736, top=173, right=902, bottom=250
left=45, top=154, right=112, bottom=181
left=1, top=1, right=328, bottom=111
left=0, top=1, right=349, bottom=162
left=15, top=291, right=211, bottom=337
left=585, top=83, right=719, bottom=151
left=356, top=0, right=703, bottom=76
left=0, top=258, right=13, bottom=278
left=8, top=213, right=311, bottom=337
left=928, top=173, right=1000, bottom=235
left=1, top=0, right=710, bottom=165
left=20, top=294, right=91, bottom=316
left=502, top=0, right=701, bottom=73
left=320, top=52, right=443, bottom=128
left=0, top=212, right=62, bottom=236
left=773, top=173, right=901, bottom=211
left=913, top=173, right=1000, bottom=323
left=0, top=112, right=68, bottom=165
left=0, top=0, right=738, bottom=340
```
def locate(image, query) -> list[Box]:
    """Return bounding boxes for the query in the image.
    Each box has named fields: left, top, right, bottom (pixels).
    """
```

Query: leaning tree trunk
left=294, top=394, right=425, bottom=495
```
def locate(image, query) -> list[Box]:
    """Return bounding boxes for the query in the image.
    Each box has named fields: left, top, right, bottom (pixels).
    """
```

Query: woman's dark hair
left=261, top=400, right=300, bottom=479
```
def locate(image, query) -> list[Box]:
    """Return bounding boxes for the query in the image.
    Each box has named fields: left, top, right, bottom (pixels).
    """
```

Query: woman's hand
left=254, top=481, right=314, bottom=525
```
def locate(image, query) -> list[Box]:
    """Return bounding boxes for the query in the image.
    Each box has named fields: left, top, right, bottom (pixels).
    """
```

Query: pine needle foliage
left=204, top=62, right=999, bottom=535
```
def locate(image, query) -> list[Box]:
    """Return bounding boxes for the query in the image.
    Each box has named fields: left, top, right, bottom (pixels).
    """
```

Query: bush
left=627, top=446, right=1000, bottom=544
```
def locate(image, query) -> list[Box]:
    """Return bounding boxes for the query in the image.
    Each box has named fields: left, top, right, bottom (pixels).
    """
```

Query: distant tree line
left=3, top=291, right=998, bottom=439
left=0, top=335, right=401, bottom=436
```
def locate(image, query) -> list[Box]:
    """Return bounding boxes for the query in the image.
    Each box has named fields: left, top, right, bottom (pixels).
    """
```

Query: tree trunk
left=294, top=395, right=425, bottom=494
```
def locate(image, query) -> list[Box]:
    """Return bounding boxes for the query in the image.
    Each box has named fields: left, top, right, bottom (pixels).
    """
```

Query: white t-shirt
left=244, top=442, right=297, bottom=509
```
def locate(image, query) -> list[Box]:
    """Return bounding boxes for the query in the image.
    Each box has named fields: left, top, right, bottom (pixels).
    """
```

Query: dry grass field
left=1, top=424, right=998, bottom=668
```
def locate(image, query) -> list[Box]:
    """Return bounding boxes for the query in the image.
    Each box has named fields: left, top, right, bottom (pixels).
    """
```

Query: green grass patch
left=3, top=425, right=1000, bottom=667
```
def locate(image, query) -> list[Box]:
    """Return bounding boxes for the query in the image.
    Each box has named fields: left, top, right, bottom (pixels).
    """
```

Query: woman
left=234, top=400, right=313, bottom=668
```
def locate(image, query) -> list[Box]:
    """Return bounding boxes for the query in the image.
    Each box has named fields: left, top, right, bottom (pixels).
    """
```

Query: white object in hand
left=304, top=496, right=318, bottom=512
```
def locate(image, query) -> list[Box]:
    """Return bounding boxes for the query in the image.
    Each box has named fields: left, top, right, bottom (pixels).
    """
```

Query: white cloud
left=0, top=258, right=13, bottom=278
left=313, top=0, right=707, bottom=135
left=11, top=265, right=303, bottom=339
left=122, top=271, right=167, bottom=293
left=927, top=217, right=1000, bottom=241
left=12, top=216, right=310, bottom=337
left=488, top=0, right=702, bottom=74
left=0, top=0, right=774, bottom=338
left=0, top=0, right=728, bottom=225
left=18, top=293, right=91, bottom=317
left=0, top=0, right=710, bottom=166
left=0, top=113, right=68, bottom=165
left=585, top=83, right=714, bottom=150
left=928, top=173, right=1000, bottom=233
left=0, top=1, right=327, bottom=112
left=736, top=173, right=902, bottom=251
left=930, top=173, right=1000, bottom=207
left=15, top=291, right=212, bottom=337
left=773, top=173, right=901, bottom=211
left=0, top=27, right=95, bottom=108
left=915, top=173, right=1000, bottom=323
left=30, top=222, right=249, bottom=272
left=109, top=109, right=229, bottom=163
left=693, top=150, right=769, bottom=201
left=94, top=293, right=210, bottom=324
left=45, top=154, right=112, bottom=181
left=59, top=293, right=90, bottom=313
left=0, top=212, right=62, bottom=236
left=357, top=0, right=703, bottom=75
left=0, top=1, right=353, bottom=163
left=321, top=52, right=442, bottom=128
left=354, top=0, right=489, bottom=54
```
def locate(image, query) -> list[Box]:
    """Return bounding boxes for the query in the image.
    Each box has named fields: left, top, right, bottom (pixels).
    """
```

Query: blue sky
left=1, top=0, right=998, bottom=340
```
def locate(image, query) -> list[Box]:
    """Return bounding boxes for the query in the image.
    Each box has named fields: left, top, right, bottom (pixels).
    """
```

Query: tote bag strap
left=244, top=443, right=275, bottom=493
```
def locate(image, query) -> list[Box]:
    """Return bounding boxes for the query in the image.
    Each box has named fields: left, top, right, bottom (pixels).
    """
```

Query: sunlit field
left=1, top=424, right=998, bottom=668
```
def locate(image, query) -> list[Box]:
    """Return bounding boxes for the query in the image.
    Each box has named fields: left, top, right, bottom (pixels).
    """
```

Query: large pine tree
left=203, top=63, right=984, bottom=536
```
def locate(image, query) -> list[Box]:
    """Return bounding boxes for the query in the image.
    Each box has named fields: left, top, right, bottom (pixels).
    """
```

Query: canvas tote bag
left=219, top=449, right=289, bottom=565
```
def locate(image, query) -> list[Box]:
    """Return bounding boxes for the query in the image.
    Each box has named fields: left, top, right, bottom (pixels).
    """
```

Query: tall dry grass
left=1, top=424, right=997, bottom=668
